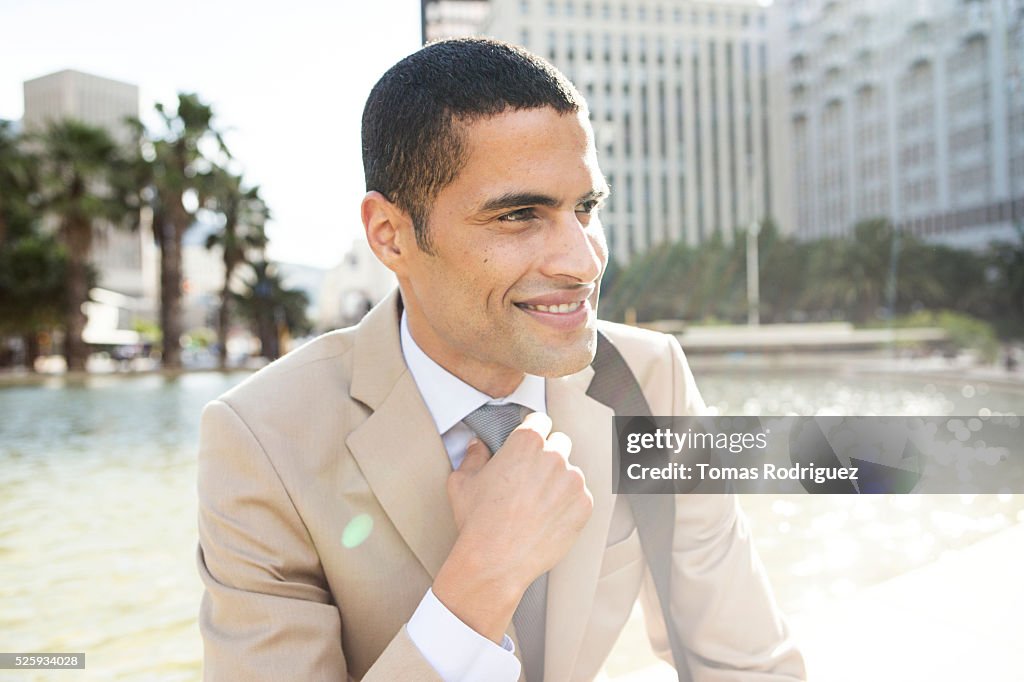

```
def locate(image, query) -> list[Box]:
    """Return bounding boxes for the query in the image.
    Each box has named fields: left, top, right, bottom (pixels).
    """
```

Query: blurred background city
left=1, top=0, right=1023, bottom=680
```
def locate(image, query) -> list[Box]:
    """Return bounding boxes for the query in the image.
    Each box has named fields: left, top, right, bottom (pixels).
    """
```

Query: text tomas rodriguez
left=626, top=462, right=860, bottom=484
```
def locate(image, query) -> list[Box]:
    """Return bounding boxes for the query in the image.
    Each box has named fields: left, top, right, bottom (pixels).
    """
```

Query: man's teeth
left=520, top=301, right=582, bottom=314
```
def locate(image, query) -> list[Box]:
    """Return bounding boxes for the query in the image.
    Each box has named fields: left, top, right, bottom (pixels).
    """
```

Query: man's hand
left=433, top=412, right=594, bottom=643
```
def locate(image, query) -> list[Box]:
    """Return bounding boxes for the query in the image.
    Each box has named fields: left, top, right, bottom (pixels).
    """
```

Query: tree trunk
left=22, top=331, right=40, bottom=371
left=258, top=313, right=278, bottom=360
left=217, top=268, right=232, bottom=369
left=159, top=209, right=185, bottom=370
left=217, top=254, right=236, bottom=368
left=63, top=217, right=92, bottom=372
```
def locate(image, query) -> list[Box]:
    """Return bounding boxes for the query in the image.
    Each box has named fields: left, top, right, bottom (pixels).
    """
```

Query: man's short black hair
left=361, top=38, right=585, bottom=252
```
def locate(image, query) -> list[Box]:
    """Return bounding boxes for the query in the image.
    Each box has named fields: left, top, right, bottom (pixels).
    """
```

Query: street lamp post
left=745, top=147, right=761, bottom=327
left=420, top=0, right=429, bottom=44
left=747, top=219, right=761, bottom=326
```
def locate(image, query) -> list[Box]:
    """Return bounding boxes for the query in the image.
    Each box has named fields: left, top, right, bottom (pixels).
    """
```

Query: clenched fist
left=433, top=412, right=594, bottom=643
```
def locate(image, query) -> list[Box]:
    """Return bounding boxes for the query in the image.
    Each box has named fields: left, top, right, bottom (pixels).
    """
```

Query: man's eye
left=576, top=200, right=600, bottom=214
left=499, top=208, right=537, bottom=222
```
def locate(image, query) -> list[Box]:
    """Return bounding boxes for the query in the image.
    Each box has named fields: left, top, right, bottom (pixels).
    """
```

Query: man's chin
left=521, top=329, right=598, bottom=378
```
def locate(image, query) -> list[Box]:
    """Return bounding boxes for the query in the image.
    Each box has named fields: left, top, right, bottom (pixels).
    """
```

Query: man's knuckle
left=512, top=428, right=546, bottom=450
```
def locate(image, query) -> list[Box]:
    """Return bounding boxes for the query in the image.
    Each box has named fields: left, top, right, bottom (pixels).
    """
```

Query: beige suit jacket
left=197, top=289, right=805, bottom=681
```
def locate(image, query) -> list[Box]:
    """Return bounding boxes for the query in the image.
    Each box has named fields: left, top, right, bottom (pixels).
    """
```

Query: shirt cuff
left=407, top=588, right=521, bottom=682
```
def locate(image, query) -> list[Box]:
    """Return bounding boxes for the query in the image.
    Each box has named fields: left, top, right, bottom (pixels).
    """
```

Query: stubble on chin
left=513, top=326, right=598, bottom=378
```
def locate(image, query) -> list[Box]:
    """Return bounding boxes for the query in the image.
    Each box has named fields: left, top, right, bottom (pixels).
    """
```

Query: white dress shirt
left=400, top=311, right=546, bottom=682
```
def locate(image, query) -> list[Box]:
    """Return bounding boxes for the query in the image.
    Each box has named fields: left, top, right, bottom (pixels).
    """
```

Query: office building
left=783, top=0, right=1024, bottom=244
left=22, top=69, right=158, bottom=300
left=423, top=0, right=792, bottom=263
left=423, top=0, right=490, bottom=41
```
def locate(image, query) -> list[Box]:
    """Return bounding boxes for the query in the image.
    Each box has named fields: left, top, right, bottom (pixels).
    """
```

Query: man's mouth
left=516, top=301, right=583, bottom=314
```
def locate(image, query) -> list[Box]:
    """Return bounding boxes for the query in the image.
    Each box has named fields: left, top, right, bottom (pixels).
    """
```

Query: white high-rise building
left=23, top=69, right=139, bottom=145
left=424, top=0, right=491, bottom=42
left=318, top=239, right=397, bottom=330
left=22, top=69, right=157, bottom=301
left=783, top=0, right=1024, bottom=244
left=424, top=0, right=793, bottom=263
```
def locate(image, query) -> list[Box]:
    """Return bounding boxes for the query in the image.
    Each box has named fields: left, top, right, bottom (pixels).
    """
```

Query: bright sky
left=0, top=0, right=422, bottom=269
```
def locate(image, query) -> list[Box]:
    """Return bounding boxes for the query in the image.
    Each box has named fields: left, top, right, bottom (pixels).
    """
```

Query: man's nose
left=543, top=210, right=606, bottom=283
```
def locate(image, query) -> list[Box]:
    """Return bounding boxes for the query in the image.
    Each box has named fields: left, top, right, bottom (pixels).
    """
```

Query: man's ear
left=362, top=191, right=414, bottom=275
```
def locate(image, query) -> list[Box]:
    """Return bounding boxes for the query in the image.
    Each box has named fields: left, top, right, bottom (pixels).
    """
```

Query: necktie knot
left=462, top=403, right=524, bottom=454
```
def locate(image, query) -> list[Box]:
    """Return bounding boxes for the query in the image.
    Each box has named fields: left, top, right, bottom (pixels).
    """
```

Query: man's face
left=398, top=106, right=609, bottom=395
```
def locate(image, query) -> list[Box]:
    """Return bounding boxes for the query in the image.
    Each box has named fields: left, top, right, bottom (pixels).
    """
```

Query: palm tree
left=0, top=120, right=66, bottom=370
left=33, top=120, right=137, bottom=371
left=203, top=167, right=270, bottom=368
left=137, top=93, right=228, bottom=369
left=234, top=261, right=310, bottom=361
left=801, top=219, right=896, bottom=323
left=0, top=231, right=68, bottom=368
left=0, top=120, right=34, bottom=245
left=985, top=223, right=1024, bottom=336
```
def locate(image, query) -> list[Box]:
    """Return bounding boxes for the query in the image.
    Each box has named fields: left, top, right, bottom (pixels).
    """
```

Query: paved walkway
left=604, top=523, right=1024, bottom=681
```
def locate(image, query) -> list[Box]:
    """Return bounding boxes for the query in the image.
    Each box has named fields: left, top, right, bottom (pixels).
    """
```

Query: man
left=197, top=38, right=805, bottom=681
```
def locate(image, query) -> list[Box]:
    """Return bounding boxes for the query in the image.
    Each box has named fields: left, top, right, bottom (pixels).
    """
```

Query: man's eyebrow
left=478, top=188, right=610, bottom=213
left=579, top=188, right=610, bottom=203
left=479, top=192, right=560, bottom=213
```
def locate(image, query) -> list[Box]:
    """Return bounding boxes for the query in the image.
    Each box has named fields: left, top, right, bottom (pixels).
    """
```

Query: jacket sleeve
left=196, top=399, right=443, bottom=681
left=636, top=335, right=807, bottom=681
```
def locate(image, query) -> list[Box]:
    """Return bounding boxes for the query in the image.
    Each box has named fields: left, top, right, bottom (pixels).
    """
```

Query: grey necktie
left=462, top=403, right=548, bottom=682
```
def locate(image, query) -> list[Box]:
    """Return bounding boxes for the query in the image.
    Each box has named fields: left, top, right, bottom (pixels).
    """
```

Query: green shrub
left=892, top=310, right=999, bottom=362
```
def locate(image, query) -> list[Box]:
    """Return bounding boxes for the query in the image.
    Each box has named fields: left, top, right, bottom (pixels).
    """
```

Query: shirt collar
left=400, top=311, right=546, bottom=436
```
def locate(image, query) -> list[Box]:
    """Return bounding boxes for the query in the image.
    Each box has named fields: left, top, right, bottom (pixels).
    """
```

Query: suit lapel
left=543, top=365, right=617, bottom=682
left=346, top=290, right=459, bottom=579
left=346, top=291, right=616, bottom=680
